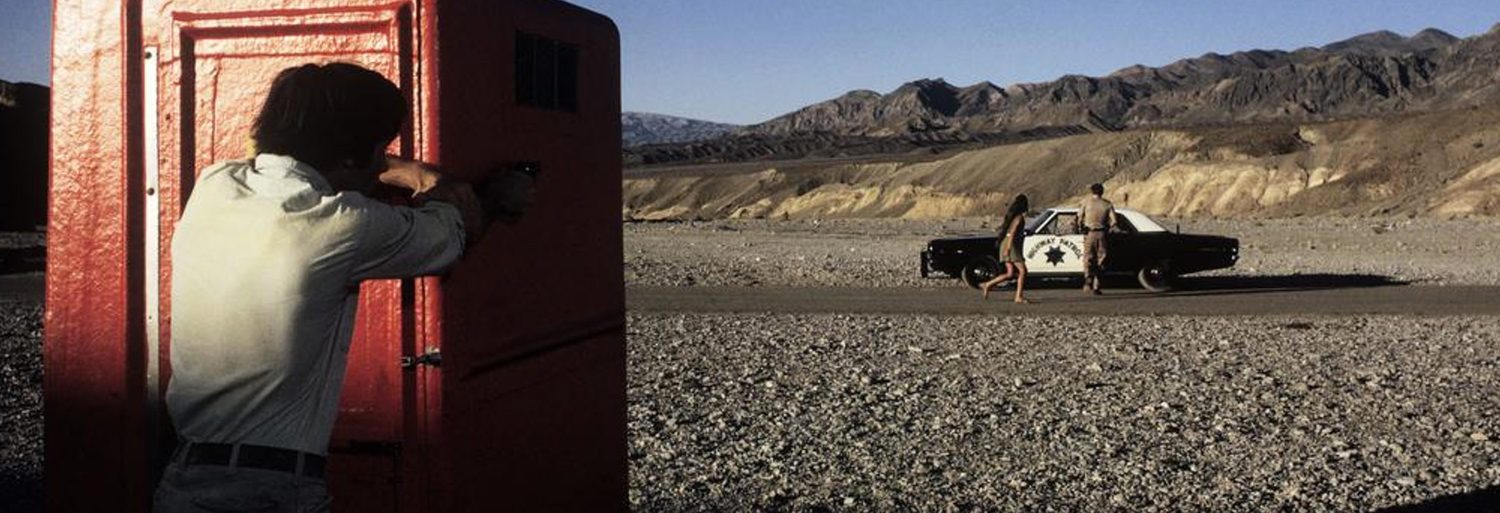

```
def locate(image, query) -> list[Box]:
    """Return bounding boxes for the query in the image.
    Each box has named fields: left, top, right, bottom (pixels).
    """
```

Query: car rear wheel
left=1138, top=261, right=1176, bottom=292
left=961, top=257, right=1001, bottom=289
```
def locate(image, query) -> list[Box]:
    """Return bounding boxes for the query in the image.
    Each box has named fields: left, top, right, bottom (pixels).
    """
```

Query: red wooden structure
left=45, top=1, right=624, bottom=511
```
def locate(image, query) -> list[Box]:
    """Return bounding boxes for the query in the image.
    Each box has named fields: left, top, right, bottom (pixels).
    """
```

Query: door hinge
left=400, top=348, right=442, bottom=370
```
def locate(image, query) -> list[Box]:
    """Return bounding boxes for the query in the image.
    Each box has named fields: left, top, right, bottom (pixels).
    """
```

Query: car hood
left=927, top=234, right=1000, bottom=248
left=931, top=234, right=995, bottom=242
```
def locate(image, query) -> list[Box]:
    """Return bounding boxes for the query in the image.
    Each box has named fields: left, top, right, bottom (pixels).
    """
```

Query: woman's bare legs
left=1013, top=262, right=1030, bottom=303
left=980, top=262, right=1017, bottom=300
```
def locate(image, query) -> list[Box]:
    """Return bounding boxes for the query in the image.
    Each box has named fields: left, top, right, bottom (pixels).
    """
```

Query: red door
left=144, top=3, right=428, bottom=511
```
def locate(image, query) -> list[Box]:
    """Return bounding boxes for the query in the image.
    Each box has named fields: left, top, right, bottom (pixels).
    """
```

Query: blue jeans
left=153, top=462, right=331, bottom=513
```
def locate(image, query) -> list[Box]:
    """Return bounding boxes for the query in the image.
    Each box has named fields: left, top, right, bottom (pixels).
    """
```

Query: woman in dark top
left=981, top=194, right=1030, bottom=303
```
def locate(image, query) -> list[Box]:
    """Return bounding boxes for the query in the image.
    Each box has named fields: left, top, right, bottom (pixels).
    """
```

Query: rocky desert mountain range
left=0, top=79, right=48, bottom=231
left=624, top=24, right=1500, bottom=220
left=622, top=112, right=739, bottom=147
left=754, top=25, right=1495, bottom=138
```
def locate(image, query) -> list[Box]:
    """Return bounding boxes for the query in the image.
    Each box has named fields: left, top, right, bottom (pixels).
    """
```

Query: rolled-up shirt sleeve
left=350, top=198, right=466, bottom=281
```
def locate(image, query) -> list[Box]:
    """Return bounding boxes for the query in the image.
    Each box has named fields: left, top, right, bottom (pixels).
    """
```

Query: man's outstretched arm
left=345, top=158, right=481, bottom=281
left=380, top=157, right=486, bottom=244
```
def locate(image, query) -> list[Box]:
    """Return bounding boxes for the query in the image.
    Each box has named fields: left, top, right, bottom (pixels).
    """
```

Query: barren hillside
left=626, top=24, right=1500, bottom=168
left=0, top=79, right=47, bottom=231
left=623, top=105, right=1500, bottom=220
left=623, top=112, right=739, bottom=147
left=746, top=25, right=1500, bottom=139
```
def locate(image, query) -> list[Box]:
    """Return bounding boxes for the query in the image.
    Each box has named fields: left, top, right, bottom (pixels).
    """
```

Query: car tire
left=961, top=256, right=1001, bottom=289
left=1138, top=261, right=1176, bottom=292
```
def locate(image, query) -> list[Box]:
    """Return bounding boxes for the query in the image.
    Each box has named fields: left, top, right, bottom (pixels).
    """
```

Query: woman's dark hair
left=252, top=62, right=405, bottom=172
left=1003, top=194, right=1029, bottom=228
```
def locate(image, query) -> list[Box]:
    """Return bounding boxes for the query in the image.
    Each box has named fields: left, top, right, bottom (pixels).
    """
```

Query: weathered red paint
left=47, top=1, right=624, bottom=511
left=45, top=2, right=147, bottom=511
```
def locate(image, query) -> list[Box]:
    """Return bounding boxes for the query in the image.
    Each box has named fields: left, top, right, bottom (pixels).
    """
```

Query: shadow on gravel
left=0, top=247, right=45, bottom=275
left=1370, top=486, right=1500, bottom=513
left=994, top=273, right=1405, bottom=296
left=1160, top=273, right=1406, bottom=297
left=0, top=476, right=43, bottom=513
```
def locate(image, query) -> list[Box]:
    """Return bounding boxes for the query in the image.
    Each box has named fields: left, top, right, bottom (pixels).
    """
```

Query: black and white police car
left=920, top=207, right=1239, bottom=291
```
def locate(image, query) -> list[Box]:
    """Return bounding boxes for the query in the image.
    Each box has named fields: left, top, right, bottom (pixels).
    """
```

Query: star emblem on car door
left=1045, top=246, right=1066, bottom=265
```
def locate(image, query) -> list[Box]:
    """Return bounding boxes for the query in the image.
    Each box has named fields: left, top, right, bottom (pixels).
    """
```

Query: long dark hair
left=1002, top=194, right=1029, bottom=232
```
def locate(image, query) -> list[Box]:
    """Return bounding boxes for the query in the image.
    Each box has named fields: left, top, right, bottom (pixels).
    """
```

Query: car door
left=1101, top=213, right=1145, bottom=272
left=1024, top=212, right=1086, bottom=274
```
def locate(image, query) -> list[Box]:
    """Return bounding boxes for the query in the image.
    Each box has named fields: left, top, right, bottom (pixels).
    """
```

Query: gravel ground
left=628, top=312, right=1500, bottom=512
left=0, top=232, right=44, bottom=512
left=0, top=233, right=44, bottom=249
left=1, top=300, right=43, bottom=513
left=624, top=217, right=1500, bottom=287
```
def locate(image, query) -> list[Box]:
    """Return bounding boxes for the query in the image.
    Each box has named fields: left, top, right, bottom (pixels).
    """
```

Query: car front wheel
left=961, top=256, right=1001, bottom=289
left=1138, top=261, right=1176, bottom=292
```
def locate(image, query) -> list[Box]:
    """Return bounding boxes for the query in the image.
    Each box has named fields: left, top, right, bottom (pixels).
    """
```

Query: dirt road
left=628, top=276, right=1500, bottom=316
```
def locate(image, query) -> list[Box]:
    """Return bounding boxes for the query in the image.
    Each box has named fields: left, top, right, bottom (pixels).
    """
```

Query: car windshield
left=1120, top=210, right=1168, bottom=232
left=1021, top=209, right=1166, bottom=233
left=1039, top=212, right=1081, bottom=235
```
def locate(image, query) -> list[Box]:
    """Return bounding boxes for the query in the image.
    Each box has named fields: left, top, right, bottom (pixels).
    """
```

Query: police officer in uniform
left=1077, top=183, right=1115, bottom=294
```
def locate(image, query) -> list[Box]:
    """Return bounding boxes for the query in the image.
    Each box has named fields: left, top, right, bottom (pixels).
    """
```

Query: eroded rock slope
left=624, top=105, right=1500, bottom=220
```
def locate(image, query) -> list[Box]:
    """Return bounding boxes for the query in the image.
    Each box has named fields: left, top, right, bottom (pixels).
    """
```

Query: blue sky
left=0, top=0, right=51, bottom=86
left=4, top=1, right=1495, bottom=124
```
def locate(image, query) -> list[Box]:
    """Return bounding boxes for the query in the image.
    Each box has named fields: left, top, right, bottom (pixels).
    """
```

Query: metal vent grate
left=515, top=31, right=578, bottom=112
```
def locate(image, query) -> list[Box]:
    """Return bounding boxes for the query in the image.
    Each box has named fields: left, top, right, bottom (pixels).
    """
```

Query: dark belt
left=174, top=441, right=326, bottom=479
left=1087, top=227, right=1108, bottom=232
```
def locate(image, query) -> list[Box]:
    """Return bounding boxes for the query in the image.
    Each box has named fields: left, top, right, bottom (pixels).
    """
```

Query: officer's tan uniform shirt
left=166, top=154, right=465, bottom=455
left=1080, top=196, right=1115, bottom=230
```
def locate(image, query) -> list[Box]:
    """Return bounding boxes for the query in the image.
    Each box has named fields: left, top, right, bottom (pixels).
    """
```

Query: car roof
left=1038, top=207, right=1167, bottom=232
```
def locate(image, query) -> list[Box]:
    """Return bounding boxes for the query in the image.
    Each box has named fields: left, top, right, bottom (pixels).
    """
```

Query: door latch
left=400, top=348, right=442, bottom=370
